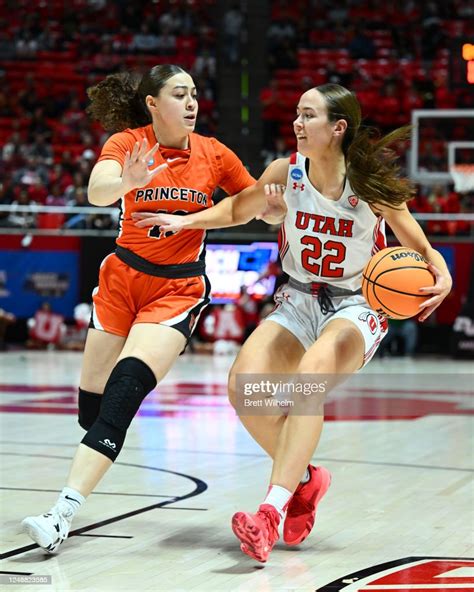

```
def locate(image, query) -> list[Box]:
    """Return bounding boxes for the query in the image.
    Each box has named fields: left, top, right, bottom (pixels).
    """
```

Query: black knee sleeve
left=81, top=357, right=157, bottom=461
left=78, top=388, right=102, bottom=430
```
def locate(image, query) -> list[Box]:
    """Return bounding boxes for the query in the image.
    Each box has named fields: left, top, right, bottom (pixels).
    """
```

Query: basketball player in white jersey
left=133, top=84, right=452, bottom=563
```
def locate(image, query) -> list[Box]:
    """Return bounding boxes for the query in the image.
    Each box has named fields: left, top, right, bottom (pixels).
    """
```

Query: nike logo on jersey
left=295, top=211, right=354, bottom=237
left=166, top=157, right=181, bottom=163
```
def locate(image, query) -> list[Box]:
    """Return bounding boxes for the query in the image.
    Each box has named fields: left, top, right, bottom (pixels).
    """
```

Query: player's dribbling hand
left=417, top=263, right=452, bottom=322
left=132, top=212, right=187, bottom=234
left=256, top=183, right=287, bottom=223
left=122, top=138, right=169, bottom=190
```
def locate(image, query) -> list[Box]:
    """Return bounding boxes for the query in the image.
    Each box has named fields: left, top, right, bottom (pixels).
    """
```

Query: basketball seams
left=364, top=246, right=407, bottom=279
left=362, top=247, right=434, bottom=319
left=369, top=266, right=435, bottom=297
left=362, top=276, right=407, bottom=318
left=362, top=274, right=431, bottom=298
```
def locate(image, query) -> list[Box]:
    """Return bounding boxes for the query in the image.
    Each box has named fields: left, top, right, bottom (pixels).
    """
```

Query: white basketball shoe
left=22, top=506, right=73, bottom=554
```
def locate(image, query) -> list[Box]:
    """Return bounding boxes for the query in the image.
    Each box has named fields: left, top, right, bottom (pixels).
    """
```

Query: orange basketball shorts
left=90, top=253, right=211, bottom=339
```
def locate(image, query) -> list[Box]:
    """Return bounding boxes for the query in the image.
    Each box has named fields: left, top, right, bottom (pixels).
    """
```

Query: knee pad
left=78, top=388, right=102, bottom=430
left=81, top=357, right=157, bottom=461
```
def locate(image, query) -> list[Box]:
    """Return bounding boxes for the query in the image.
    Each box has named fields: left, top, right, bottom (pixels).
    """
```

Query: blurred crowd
left=0, top=0, right=472, bottom=236
left=0, top=0, right=217, bottom=230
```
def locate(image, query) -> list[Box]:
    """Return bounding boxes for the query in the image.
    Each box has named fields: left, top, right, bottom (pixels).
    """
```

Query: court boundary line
left=0, top=453, right=208, bottom=560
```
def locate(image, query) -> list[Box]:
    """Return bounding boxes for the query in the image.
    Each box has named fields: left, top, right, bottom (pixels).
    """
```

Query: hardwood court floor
left=1, top=351, right=473, bottom=591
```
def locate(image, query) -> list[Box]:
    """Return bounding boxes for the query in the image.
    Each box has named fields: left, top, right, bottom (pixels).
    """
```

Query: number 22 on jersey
left=300, top=236, right=346, bottom=278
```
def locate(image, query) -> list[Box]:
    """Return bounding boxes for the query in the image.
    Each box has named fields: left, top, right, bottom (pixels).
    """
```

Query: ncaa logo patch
left=290, top=168, right=303, bottom=181
left=348, top=195, right=359, bottom=208
left=358, top=311, right=378, bottom=334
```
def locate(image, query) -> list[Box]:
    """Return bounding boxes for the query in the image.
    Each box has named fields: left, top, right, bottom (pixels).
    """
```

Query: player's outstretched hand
left=122, top=138, right=169, bottom=190
left=256, top=183, right=287, bottom=222
left=417, top=263, right=452, bottom=322
left=132, top=212, right=187, bottom=234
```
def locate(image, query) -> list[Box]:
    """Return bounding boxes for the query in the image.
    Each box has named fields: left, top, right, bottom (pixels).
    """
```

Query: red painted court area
left=1, top=383, right=472, bottom=420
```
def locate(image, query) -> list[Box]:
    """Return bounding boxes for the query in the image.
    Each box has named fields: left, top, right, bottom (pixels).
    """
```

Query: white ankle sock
left=300, top=467, right=311, bottom=484
left=54, top=487, right=85, bottom=519
left=263, top=485, right=292, bottom=519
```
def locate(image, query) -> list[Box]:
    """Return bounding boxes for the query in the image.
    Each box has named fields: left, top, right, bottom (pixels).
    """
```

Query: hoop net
left=450, top=164, right=474, bottom=193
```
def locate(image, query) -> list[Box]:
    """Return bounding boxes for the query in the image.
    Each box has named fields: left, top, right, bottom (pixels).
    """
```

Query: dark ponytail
left=86, top=64, right=186, bottom=133
left=316, top=83, right=415, bottom=208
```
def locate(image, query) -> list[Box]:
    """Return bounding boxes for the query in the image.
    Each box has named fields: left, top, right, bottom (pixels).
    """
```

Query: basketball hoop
left=450, top=164, right=474, bottom=193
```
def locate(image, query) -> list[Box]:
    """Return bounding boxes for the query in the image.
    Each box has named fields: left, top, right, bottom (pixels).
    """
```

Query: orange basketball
left=362, top=247, right=435, bottom=319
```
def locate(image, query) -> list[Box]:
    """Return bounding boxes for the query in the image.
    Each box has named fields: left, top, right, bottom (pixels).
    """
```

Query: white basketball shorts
left=266, top=282, right=388, bottom=366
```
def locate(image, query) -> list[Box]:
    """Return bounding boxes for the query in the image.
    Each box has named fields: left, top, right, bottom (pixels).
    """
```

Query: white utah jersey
left=279, top=152, right=386, bottom=291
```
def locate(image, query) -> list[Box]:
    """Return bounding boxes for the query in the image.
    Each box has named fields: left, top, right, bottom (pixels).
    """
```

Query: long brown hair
left=316, top=83, right=415, bottom=208
left=86, top=64, right=186, bottom=132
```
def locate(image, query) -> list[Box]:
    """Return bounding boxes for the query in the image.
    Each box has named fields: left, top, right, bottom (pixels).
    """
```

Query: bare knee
left=228, top=361, right=258, bottom=409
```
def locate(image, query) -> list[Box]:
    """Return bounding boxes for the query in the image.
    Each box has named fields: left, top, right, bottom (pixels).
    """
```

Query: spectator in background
left=348, top=26, right=376, bottom=59
left=237, top=286, right=260, bottom=342
left=0, top=182, right=16, bottom=227
left=326, top=61, right=352, bottom=88
left=0, top=83, right=15, bottom=117
left=27, top=107, right=52, bottom=143
left=131, top=24, right=160, bottom=53
left=0, top=308, right=16, bottom=351
left=193, top=48, right=216, bottom=78
left=159, top=5, right=183, bottom=34
left=25, top=135, right=54, bottom=167
left=378, top=319, right=418, bottom=358
left=7, top=188, right=38, bottom=229
left=64, top=187, right=90, bottom=230
left=27, top=302, right=65, bottom=350
left=267, top=19, right=296, bottom=53
left=223, top=3, right=243, bottom=64
left=13, top=156, right=49, bottom=187
left=262, top=136, right=290, bottom=168
left=27, top=180, right=48, bottom=205
left=157, top=27, right=177, bottom=56
left=2, top=132, right=26, bottom=164
left=420, top=2, right=444, bottom=65
left=45, top=183, right=66, bottom=206
left=268, top=38, right=298, bottom=71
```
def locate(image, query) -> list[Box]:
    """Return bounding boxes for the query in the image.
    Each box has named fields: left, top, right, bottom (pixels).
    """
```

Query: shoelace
left=310, top=283, right=336, bottom=315
left=258, top=507, right=280, bottom=540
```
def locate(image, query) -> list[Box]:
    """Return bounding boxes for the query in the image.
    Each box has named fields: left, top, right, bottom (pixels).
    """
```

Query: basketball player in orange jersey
left=21, top=64, right=265, bottom=553
left=133, top=84, right=453, bottom=563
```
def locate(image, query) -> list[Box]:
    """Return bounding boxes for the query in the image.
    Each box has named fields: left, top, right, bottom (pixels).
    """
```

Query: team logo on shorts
left=358, top=311, right=378, bottom=334
left=290, top=168, right=303, bottom=180
left=348, top=195, right=359, bottom=208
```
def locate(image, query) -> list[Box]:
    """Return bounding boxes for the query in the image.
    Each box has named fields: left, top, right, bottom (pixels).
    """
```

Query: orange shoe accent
left=231, top=504, right=280, bottom=563
left=283, top=465, right=331, bottom=546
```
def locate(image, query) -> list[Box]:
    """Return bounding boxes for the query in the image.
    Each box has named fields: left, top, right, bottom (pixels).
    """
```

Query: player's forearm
left=88, top=175, right=132, bottom=206
left=181, top=196, right=248, bottom=230
left=182, top=189, right=261, bottom=230
left=422, top=246, right=452, bottom=284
